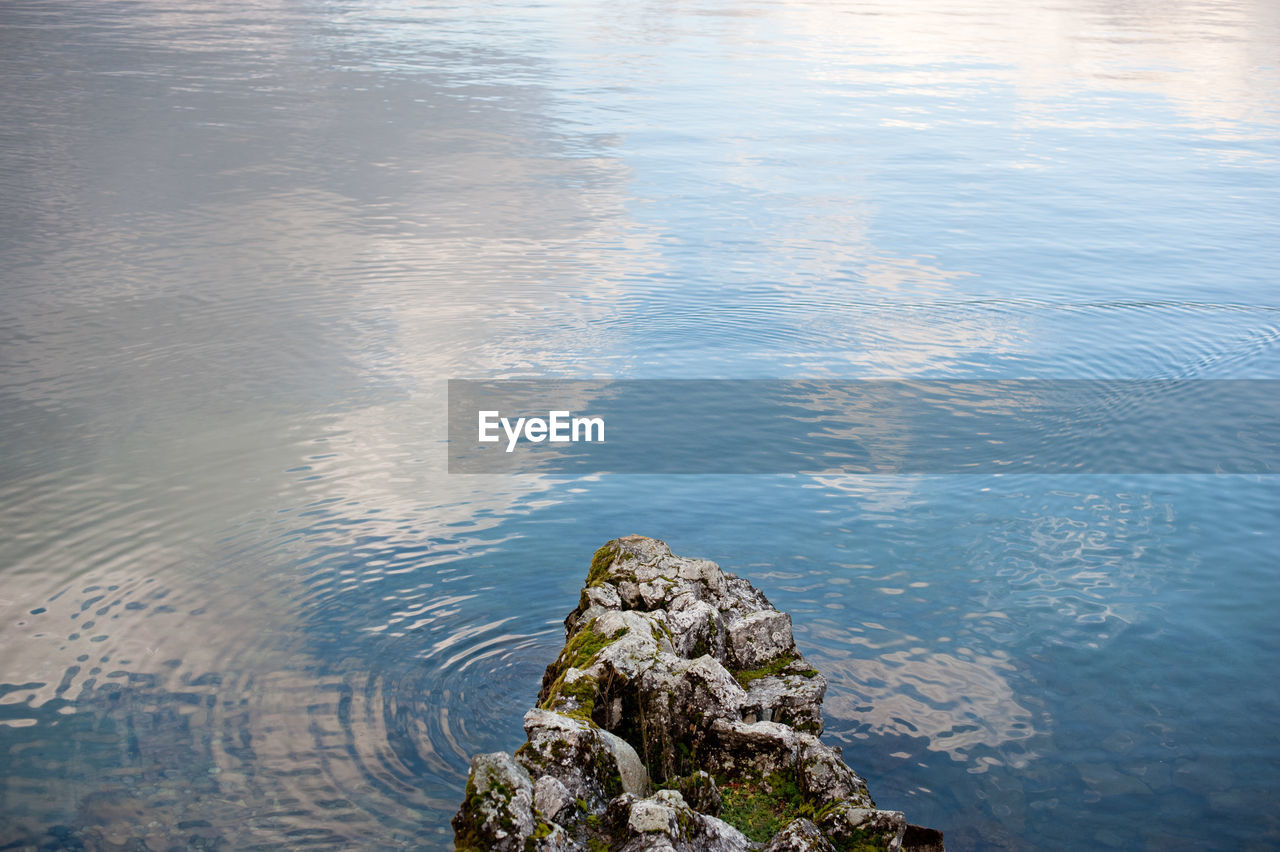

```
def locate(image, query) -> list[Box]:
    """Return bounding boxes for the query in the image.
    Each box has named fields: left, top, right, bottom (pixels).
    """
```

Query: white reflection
left=821, top=643, right=1038, bottom=768
left=785, top=0, right=1279, bottom=132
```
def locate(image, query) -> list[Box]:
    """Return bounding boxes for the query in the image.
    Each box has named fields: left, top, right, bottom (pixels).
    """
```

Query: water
left=1, top=0, right=1278, bottom=848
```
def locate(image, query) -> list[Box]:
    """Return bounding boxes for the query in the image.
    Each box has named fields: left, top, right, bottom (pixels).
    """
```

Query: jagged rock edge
left=454, top=535, right=945, bottom=852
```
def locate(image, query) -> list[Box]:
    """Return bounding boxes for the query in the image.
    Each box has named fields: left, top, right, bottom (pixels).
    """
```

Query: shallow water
left=1, top=0, right=1278, bottom=848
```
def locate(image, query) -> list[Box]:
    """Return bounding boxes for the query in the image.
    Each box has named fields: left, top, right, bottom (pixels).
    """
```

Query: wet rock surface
left=453, top=536, right=944, bottom=851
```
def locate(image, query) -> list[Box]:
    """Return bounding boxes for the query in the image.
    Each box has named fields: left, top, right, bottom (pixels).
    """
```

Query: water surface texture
left=2, top=0, right=1279, bottom=848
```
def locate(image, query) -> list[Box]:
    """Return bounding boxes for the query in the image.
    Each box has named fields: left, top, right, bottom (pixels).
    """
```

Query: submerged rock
left=453, top=536, right=944, bottom=851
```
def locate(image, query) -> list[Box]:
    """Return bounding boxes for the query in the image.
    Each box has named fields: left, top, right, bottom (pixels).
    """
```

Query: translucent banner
left=448, top=380, right=1280, bottom=474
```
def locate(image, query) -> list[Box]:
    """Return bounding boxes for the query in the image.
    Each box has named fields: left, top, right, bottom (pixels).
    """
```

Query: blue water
left=2, top=0, right=1278, bottom=848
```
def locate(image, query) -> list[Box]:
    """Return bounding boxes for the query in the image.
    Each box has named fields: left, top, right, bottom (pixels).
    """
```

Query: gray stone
left=454, top=537, right=943, bottom=851
left=665, top=600, right=726, bottom=660
left=726, top=609, right=795, bottom=670
left=615, top=789, right=753, bottom=852
left=599, top=728, right=650, bottom=796
left=797, top=739, right=872, bottom=807
left=705, top=719, right=804, bottom=780
left=452, top=752, right=536, bottom=852
left=763, top=819, right=837, bottom=852
left=742, top=671, right=826, bottom=732
left=628, top=797, right=677, bottom=834
left=817, top=804, right=908, bottom=852
left=533, top=774, right=572, bottom=823
left=517, top=709, right=627, bottom=811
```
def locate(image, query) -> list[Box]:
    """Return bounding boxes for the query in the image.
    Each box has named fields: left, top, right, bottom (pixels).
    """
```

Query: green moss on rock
left=540, top=672, right=600, bottom=723
left=828, top=825, right=893, bottom=852
left=732, top=651, right=814, bottom=687
left=454, top=771, right=519, bottom=851
left=717, top=770, right=815, bottom=842
left=586, top=544, right=618, bottom=587
left=543, top=618, right=629, bottom=697
left=522, top=820, right=554, bottom=850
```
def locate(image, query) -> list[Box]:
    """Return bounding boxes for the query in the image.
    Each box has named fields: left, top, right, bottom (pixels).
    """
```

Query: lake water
left=2, top=0, right=1278, bottom=848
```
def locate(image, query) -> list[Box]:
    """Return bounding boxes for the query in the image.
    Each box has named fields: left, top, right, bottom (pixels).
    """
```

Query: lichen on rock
left=453, top=536, right=944, bottom=851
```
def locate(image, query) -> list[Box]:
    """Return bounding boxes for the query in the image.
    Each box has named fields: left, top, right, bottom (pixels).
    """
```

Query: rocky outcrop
left=453, top=536, right=944, bottom=851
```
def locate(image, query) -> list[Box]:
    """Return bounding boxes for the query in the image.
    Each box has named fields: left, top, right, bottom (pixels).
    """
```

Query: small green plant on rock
left=716, top=771, right=811, bottom=842
left=731, top=652, right=818, bottom=688
left=586, top=545, right=618, bottom=587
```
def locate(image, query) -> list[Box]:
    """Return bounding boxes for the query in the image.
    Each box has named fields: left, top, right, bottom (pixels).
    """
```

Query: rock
left=816, top=804, right=907, bottom=852
left=520, top=821, right=582, bottom=852
left=533, top=775, right=573, bottom=823
left=741, top=672, right=825, bottom=732
left=762, top=819, right=836, bottom=852
left=903, top=824, right=947, bottom=852
left=600, top=728, right=650, bottom=796
left=454, top=536, right=944, bottom=851
left=452, top=752, right=536, bottom=851
left=797, top=739, right=872, bottom=805
left=726, top=610, right=795, bottom=671
left=672, top=770, right=722, bottom=815
left=615, top=790, right=753, bottom=852
left=517, top=709, right=631, bottom=811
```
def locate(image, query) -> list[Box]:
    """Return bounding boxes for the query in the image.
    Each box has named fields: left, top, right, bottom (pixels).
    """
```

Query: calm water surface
left=2, top=0, right=1279, bottom=848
